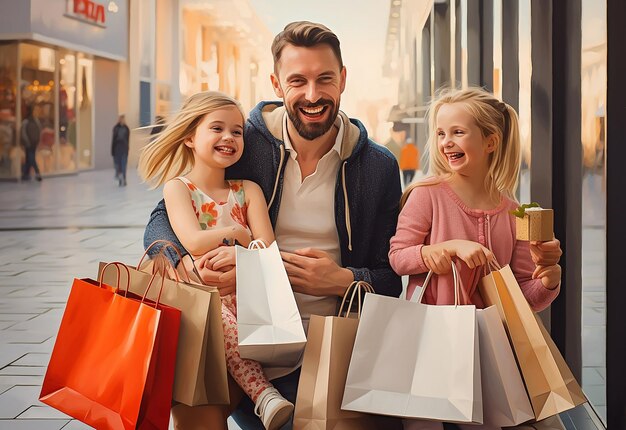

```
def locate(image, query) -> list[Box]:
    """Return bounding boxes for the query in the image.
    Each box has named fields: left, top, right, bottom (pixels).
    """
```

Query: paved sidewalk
left=0, top=169, right=605, bottom=429
left=0, top=169, right=160, bottom=429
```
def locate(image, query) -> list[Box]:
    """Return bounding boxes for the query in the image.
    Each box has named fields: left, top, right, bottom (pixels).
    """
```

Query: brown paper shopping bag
left=293, top=282, right=378, bottom=430
left=479, top=263, right=586, bottom=420
left=99, top=242, right=229, bottom=406
left=342, top=263, right=483, bottom=424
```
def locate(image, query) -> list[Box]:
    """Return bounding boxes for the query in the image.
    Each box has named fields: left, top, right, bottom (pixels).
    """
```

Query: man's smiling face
left=271, top=43, right=346, bottom=141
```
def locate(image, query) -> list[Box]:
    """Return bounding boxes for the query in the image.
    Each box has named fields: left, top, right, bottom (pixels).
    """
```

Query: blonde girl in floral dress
left=139, top=91, right=294, bottom=430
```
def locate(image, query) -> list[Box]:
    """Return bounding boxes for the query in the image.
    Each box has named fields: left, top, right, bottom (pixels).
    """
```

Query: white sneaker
left=253, top=387, right=294, bottom=430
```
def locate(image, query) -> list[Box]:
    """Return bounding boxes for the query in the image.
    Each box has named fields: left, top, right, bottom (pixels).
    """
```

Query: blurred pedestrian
left=400, top=137, right=419, bottom=185
left=383, top=126, right=402, bottom=162
left=149, top=115, right=165, bottom=141
left=111, top=114, right=130, bottom=186
left=20, top=105, right=42, bottom=182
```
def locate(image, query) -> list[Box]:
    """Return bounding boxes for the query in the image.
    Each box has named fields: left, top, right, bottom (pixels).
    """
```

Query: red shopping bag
left=40, top=263, right=181, bottom=430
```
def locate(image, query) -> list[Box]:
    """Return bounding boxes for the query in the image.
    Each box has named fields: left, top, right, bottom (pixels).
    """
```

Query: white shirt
left=275, top=114, right=344, bottom=330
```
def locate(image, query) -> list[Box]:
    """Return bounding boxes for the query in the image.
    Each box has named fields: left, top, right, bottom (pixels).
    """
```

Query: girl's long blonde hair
left=138, top=91, right=245, bottom=188
left=400, top=87, right=521, bottom=208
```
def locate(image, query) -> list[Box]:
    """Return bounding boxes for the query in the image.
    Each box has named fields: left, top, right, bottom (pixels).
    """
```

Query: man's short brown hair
left=271, top=21, right=343, bottom=72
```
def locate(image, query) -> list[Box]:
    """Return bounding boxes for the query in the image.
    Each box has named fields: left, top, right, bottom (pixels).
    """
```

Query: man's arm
left=143, top=199, right=188, bottom=267
left=348, top=159, right=402, bottom=297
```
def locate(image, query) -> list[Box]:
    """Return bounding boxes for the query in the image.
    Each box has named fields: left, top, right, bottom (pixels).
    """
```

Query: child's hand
left=530, top=238, right=562, bottom=266
left=534, top=264, right=561, bottom=290
left=422, top=245, right=453, bottom=275
left=203, top=246, right=236, bottom=271
left=452, top=239, right=494, bottom=269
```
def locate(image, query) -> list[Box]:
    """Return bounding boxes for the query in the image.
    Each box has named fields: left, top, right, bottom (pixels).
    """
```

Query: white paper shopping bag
left=477, top=305, right=534, bottom=427
left=342, top=263, right=483, bottom=424
left=236, top=241, right=307, bottom=366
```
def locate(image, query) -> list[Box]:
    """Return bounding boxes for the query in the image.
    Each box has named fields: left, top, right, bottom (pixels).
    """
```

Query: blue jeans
left=113, top=151, right=128, bottom=181
left=231, top=368, right=300, bottom=430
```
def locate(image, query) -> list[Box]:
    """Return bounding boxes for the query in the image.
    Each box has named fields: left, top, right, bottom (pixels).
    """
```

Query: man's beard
left=285, top=98, right=339, bottom=141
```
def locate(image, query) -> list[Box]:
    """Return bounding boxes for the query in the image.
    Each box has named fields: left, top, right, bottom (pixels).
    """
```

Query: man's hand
left=530, top=238, right=562, bottom=267
left=280, top=248, right=353, bottom=297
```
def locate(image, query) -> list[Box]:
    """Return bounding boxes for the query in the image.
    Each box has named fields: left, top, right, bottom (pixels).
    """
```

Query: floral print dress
left=176, top=176, right=272, bottom=402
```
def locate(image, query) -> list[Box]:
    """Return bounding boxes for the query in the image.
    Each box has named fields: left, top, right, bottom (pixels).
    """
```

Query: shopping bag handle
left=338, top=281, right=374, bottom=318
left=411, top=261, right=461, bottom=306
left=98, top=261, right=131, bottom=296
left=139, top=240, right=193, bottom=284
left=100, top=261, right=168, bottom=308
left=481, top=257, right=503, bottom=278
left=247, top=239, right=268, bottom=249
left=141, top=264, right=168, bottom=308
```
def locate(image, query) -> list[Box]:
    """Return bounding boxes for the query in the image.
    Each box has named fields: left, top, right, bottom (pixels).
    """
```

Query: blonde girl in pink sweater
left=389, top=88, right=562, bottom=430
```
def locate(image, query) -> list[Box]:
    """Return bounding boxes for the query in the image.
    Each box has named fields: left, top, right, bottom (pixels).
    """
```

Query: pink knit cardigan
left=389, top=181, right=559, bottom=311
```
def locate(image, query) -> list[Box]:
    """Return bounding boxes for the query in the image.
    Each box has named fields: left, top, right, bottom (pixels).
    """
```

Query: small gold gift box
left=515, top=208, right=553, bottom=241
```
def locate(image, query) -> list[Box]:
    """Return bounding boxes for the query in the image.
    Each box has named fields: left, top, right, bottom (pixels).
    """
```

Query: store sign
left=64, top=0, right=107, bottom=28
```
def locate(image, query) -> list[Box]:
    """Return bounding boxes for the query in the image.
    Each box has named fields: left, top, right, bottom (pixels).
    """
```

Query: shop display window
left=0, top=44, right=18, bottom=179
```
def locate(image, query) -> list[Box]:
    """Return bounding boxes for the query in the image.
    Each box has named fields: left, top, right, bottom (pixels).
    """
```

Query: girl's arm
left=388, top=187, right=433, bottom=275
left=389, top=186, right=494, bottom=275
left=163, top=179, right=250, bottom=256
left=511, top=239, right=560, bottom=312
left=202, top=180, right=275, bottom=273
left=243, top=180, right=275, bottom=245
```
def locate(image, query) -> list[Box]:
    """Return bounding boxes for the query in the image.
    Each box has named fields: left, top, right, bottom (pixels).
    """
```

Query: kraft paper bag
left=477, top=305, right=534, bottom=427
left=236, top=241, right=306, bottom=366
left=99, top=255, right=229, bottom=406
left=294, top=282, right=378, bottom=430
left=479, top=263, right=586, bottom=420
left=342, top=264, right=483, bottom=424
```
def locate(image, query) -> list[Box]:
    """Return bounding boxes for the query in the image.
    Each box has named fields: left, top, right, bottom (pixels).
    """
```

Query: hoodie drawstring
left=268, top=145, right=285, bottom=210
left=342, top=161, right=352, bottom=251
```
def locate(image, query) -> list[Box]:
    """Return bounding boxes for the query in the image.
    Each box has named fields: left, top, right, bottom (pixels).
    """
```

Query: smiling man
left=143, top=21, right=402, bottom=430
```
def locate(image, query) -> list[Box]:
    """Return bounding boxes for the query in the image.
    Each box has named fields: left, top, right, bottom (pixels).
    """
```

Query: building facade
left=0, top=0, right=274, bottom=179
left=0, top=0, right=128, bottom=179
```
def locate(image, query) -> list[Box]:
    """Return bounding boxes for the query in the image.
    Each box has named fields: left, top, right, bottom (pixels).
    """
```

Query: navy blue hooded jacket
left=144, top=101, right=402, bottom=297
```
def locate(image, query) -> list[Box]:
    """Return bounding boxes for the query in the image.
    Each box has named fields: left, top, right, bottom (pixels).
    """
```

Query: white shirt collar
left=282, top=113, right=344, bottom=160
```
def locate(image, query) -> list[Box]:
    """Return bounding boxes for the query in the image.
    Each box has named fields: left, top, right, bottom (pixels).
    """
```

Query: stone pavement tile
left=61, top=420, right=93, bottom=429
left=0, top=314, right=39, bottom=323
left=0, top=376, right=44, bottom=386
left=17, top=405, right=70, bottom=420
left=582, top=367, right=605, bottom=386
left=9, top=310, right=63, bottom=332
left=0, top=419, right=70, bottom=429
left=0, top=386, right=41, bottom=418
left=0, top=367, right=46, bottom=377
left=582, top=326, right=606, bottom=367
left=0, top=332, right=52, bottom=345
left=584, top=384, right=606, bottom=407
left=10, top=354, right=49, bottom=367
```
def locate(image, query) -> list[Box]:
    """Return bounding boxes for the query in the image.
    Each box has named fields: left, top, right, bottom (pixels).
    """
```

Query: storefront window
left=77, top=55, right=93, bottom=170
left=20, top=43, right=57, bottom=177
left=518, top=0, right=531, bottom=203
left=0, top=43, right=18, bottom=179
left=59, top=51, right=77, bottom=171
left=581, top=0, right=607, bottom=423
